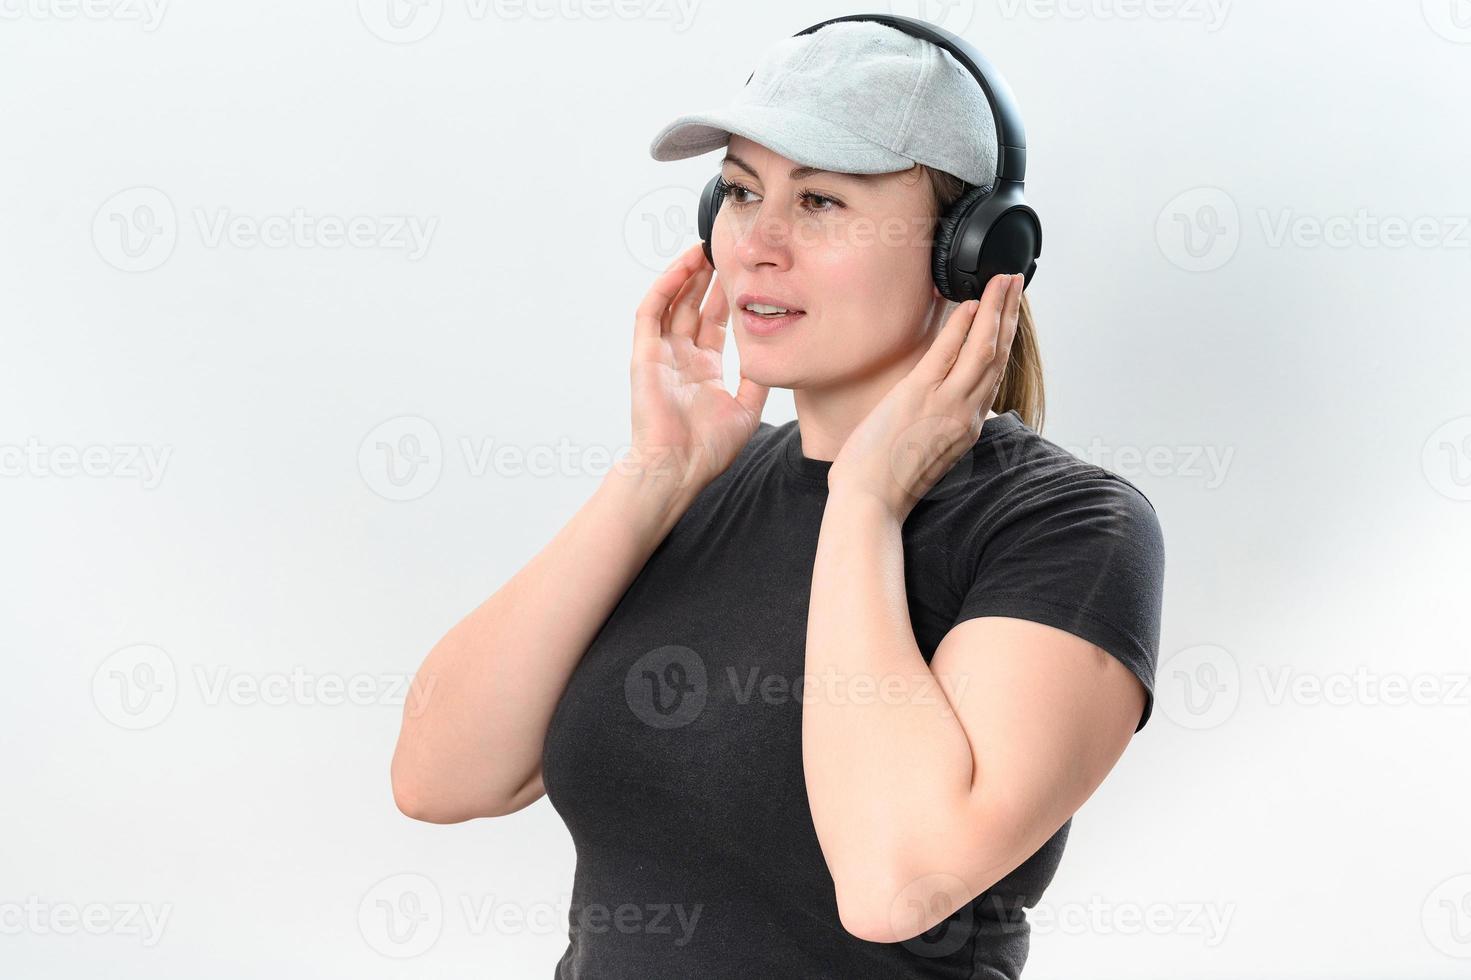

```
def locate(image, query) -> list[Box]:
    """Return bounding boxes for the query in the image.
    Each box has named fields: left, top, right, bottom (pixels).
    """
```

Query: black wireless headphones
left=696, top=12, right=1042, bottom=302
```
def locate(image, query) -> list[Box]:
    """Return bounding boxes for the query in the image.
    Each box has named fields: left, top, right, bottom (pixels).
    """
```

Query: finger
left=967, top=274, right=1022, bottom=403
left=661, top=250, right=710, bottom=335
left=634, top=244, right=707, bottom=343
left=914, top=297, right=981, bottom=384
left=670, top=262, right=714, bottom=340
left=695, top=272, right=732, bottom=353
left=734, top=373, right=771, bottom=419
left=948, top=273, right=1015, bottom=393
left=918, top=273, right=1008, bottom=386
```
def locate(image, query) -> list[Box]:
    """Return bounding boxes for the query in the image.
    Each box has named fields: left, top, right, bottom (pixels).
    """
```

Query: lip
left=736, top=292, right=805, bottom=313
left=739, top=307, right=805, bottom=336
left=736, top=292, right=806, bottom=337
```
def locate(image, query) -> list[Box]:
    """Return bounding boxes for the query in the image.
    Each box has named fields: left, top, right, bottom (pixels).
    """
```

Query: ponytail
left=921, top=165, right=1047, bottom=434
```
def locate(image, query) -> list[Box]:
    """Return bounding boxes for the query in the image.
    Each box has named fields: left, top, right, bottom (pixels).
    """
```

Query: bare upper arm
left=928, top=614, right=1145, bottom=881
left=496, top=768, right=547, bottom=816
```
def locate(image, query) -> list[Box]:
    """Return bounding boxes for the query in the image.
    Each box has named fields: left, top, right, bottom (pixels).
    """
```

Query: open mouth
left=739, top=307, right=805, bottom=334
left=742, top=304, right=805, bottom=319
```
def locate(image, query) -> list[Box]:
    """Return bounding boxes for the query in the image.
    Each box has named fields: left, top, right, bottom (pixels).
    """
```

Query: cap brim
left=648, top=103, right=915, bottom=175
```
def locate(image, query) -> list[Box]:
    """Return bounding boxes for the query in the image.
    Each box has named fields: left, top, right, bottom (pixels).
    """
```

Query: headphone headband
left=745, top=13, right=1028, bottom=183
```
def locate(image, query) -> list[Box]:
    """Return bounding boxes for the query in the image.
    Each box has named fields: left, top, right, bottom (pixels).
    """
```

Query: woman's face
left=712, top=134, right=948, bottom=390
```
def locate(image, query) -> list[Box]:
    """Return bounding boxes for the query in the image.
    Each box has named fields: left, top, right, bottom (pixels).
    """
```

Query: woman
left=391, top=20, right=1165, bottom=979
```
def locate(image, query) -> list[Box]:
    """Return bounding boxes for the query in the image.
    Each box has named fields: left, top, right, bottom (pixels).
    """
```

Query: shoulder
left=962, top=419, right=1164, bottom=556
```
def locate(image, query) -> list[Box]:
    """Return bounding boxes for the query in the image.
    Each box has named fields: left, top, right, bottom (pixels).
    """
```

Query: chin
left=731, top=351, right=806, bottom=391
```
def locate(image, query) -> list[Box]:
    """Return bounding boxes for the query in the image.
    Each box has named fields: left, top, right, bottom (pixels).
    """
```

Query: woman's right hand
left=625, top=242, right=769, bottom=496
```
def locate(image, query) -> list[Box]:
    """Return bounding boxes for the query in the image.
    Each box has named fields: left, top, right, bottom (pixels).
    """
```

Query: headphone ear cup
left=697, top=174, right=727, bottom=268
left=931, top=183, right=994, bottom=303
left=932, top=182, right=1042, bottom=302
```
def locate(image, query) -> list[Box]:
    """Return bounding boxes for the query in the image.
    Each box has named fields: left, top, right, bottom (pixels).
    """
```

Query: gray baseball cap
left=648, top=20, right=997, bottom=188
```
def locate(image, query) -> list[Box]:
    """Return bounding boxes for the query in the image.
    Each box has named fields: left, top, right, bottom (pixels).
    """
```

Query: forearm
left=801, top=490, right=979, bottom=908
left=391, top=461, right=696, bottom=821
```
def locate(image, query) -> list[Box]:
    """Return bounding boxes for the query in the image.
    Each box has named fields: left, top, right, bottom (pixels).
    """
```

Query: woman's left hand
left=827, top=272, right=1023, bottom=520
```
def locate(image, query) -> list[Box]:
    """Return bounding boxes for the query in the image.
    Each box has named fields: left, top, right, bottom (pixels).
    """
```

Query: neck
left=791, top=300, right=999, bottom=462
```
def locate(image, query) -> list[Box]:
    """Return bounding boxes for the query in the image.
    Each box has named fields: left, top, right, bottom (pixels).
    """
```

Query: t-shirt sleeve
left=952, top=470, right=1166, bottom=733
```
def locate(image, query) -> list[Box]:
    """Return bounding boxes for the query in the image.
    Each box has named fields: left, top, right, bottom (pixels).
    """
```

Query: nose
left=727, top=195, right=797, bottom=273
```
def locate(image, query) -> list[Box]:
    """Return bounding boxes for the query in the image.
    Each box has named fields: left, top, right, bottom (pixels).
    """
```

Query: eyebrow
left=720, top=152, right=881, bottom=184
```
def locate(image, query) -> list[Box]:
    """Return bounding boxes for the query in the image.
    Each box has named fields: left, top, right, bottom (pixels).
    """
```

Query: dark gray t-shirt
left=542, top=409, right=1166, bottom=978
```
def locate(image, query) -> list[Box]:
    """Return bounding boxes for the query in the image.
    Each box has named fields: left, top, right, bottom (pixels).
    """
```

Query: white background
left=3, top=0, right=1470, bottom=977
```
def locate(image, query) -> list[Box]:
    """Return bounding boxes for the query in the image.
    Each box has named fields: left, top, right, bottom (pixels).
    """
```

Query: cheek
left=709, top=213, right=934, bottom=327
left=812, top=237, right=933, bottom=319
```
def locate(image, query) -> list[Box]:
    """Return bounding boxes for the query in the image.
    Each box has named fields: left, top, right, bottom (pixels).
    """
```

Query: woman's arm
left=390, top=463, right=693, bottom=823
left=392, top=242, right=765, bottom=824
left=803, top=489, right=1146, bottom=942
left=805, top=273, right=1147, bottom=940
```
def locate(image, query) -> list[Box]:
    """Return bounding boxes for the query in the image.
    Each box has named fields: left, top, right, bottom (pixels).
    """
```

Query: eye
left=720, top=179, right=842, bottom=214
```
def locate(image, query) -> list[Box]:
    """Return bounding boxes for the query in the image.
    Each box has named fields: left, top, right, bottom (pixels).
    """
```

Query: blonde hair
left=918, top=165, right=1046, bottom=434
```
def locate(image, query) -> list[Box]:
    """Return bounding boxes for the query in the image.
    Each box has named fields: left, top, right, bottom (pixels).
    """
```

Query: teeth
left=745, top=303, right=792, bottom=314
